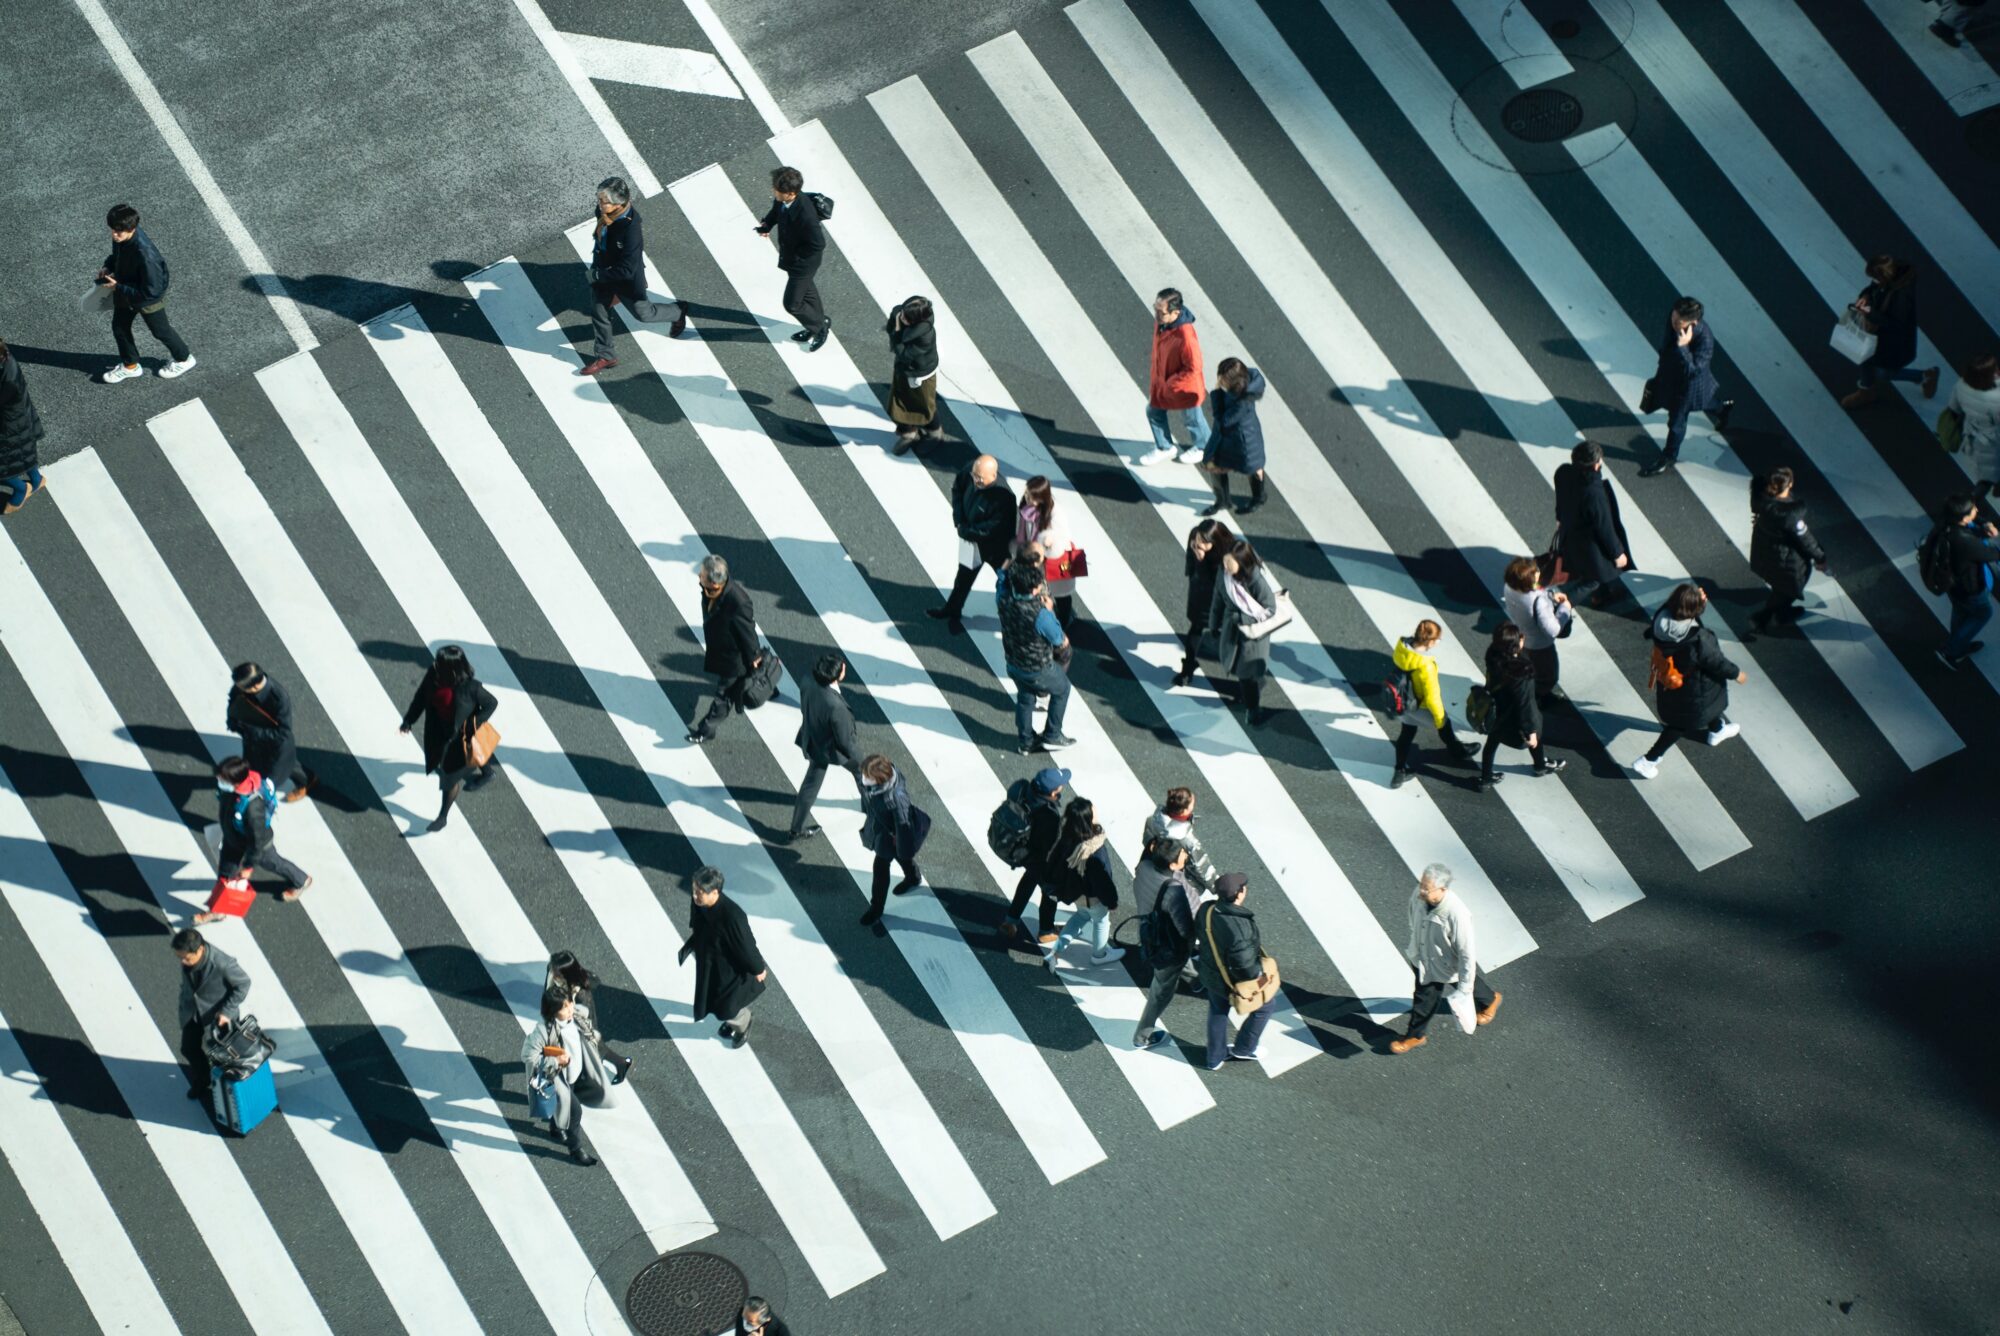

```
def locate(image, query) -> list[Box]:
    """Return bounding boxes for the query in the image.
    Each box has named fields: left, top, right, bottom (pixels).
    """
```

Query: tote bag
left=1829, top=309, right=1877, bottom=365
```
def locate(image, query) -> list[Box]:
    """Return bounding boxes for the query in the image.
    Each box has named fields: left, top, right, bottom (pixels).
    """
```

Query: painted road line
left=0, top=1006, right=180, bottom=1336
left=562, top=32, right=744, bottom=98
left=506, top=0, right=661, bottom=197
left=1337, top=1, right=1968, bottom=765
left=1856, top=0, right=2000, bottom=117
left=42, top=449, right=617, bottom=1335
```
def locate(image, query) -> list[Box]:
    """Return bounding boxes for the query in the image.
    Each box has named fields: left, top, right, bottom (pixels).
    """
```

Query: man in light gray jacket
left=1391, top=863, right=1501, bottom=1054
left=173, top=927, right=250, bottom=1099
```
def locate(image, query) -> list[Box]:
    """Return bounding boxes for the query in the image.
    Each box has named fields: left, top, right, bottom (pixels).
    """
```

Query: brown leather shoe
left=577, top=356, right=618, bottom=377
left=1477, top=991, right=1503, bottom=1026
left=669, top=313, right=688, bottom=338
left=284, top=769, right=317, bottom=803
left=1037, top=932, right=1059, bottom=945
left=1389, top=1035, right=1427, bottom=1055
left=1839, top=384, right=1882, bottom=410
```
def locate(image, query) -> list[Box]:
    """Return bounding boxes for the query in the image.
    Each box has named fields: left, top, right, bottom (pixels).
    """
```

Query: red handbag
left=205, top=875, right=256, bottom=919
left=1044, top=548, right=1088, bottom=581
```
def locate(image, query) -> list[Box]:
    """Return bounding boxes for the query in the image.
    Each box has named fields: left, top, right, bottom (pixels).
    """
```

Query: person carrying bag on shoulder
left=1196, top=873, right=1279, bottom=1070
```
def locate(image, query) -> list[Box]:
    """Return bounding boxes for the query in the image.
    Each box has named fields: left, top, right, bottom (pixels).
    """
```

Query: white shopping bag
left=78, top=281, right=115, bottom=314
left=1447, top=989, right=1478, bottom=1035
left=1829, top=309, right=1876, bottom=364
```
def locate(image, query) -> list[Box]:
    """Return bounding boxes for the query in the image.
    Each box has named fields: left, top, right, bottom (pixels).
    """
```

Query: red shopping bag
left=205, top=875, right=256, bottom=919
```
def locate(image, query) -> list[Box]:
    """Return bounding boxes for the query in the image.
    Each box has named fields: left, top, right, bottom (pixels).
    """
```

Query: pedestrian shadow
left=239, top=265, right=492, bottom=336
left=1, top=1030, right=141, bottom=1119
left=3, top=343, right=110, bottom=378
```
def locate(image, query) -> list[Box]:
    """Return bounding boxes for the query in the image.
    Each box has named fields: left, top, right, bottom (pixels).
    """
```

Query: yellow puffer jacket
left=1392, top=637, right=1445, bottom=728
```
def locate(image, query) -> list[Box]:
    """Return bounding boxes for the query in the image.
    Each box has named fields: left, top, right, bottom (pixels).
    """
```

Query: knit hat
left=1215, top=872, right=1248, bottom=900
left=1032, top=766, right=1071, bottom=795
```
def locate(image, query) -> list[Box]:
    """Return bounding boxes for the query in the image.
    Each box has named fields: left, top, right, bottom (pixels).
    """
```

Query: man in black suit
left=755, top=165, right=830, bottom=352
left=226, top=661, right=315, bottom=802
left=790, top=653, right=862, bottom=842
left=579, top=175, right=687, bottom=377
left=926, top=454, right=1018, bottom=635
left=688, top=553, right=764, bottom=745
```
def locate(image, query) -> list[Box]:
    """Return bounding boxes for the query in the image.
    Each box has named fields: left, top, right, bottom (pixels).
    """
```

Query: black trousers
left=246, top=740, right=310, bottom=792
left=1178, top=624, right=1203, bottom=673
left=179, top=1019, right=212, bottom=1094
left=1393, top=719, right=1469, bottom=770
left=113, top=303, right=191, bottom=364
left=1528, top=644, right=1560, bottom=701
left=1007, top=869, right=1060, bottom=936
left=782, top=269, right=826, bottom=335
left=590, top=281, right=682, bottom=358
left=694, top=672, right=751, bottom=740
left=1479, top=732, right=1547, bottom=780
left=1753, top=585, right=1804, bottom=626
left=556, top=1074, right=604, bottom=1154
left=791, top=759, right=861, bottom=836
left=1407, top=968, right=1495, bottom=1038
left=1644, top=714, right=1727, bottom=762
left=942, top=555, right=1002, bottom=617
left=869, top=847, right=919, bottom=915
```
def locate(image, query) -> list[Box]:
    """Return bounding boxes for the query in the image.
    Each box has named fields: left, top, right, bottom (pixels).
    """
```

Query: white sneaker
left=101, top=363, right=142, bottom=384
left=1632, top=755, right=1660, bottom=780
left=1173, top=444, right=1203, bottom=463
left=157, top=356, right=198, bottom=379
left=1089, top=946, right=1126, bottom=965
left=1705, top=721, right=1740, bottom=746
left=1139, top=446, right=1177, bottom=465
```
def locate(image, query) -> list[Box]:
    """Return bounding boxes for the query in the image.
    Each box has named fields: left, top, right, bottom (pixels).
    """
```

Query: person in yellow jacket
left=1390, top=620, right=1476, bottom=788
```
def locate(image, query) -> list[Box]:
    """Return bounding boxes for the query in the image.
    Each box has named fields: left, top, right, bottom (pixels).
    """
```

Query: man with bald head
left=927, top=454, right=1018, bottom=636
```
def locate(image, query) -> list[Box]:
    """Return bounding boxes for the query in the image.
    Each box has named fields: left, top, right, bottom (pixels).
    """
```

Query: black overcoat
left=401, top=666, right=499, bottom=775
left=683, top=894, right=767, bottom=1022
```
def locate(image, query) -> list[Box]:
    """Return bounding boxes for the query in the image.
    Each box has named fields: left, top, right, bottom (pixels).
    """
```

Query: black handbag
left=1639, top=377, right=1659, bottom=414
left=740, top=649, right=782, bottom=710
left=202, top=1015, right=277, bottom=1079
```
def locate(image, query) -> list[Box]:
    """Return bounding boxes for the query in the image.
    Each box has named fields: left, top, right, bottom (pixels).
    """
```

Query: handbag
left=1638, top=377, right=1659, bottom=414
left=205, top=874, right=256, bottom=919
left=1937, top=405, right=1965, bottom=453
left=1536, top=526, right=1569, bottom=589
left=1238, top=587, right=1295, bottom=641
left=740, top=648, right=782, bottom=709
left=528, top=1074, right=559, bottom=1121
left=1829, top=308, right=1877, bottom=365
left=1204, top=905, right=1281, bottom=1016
left=1044, top=548, right=1089, bottom=581
left=464, top=718, right=501, bottom=769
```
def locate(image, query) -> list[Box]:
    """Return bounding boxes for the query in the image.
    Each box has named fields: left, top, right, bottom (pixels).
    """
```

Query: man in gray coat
left=172, top=927, right=250, bottom=1099
left=790, top=653, right=862, bottom=842
left=1391, top=863, right=1501, bottom=1054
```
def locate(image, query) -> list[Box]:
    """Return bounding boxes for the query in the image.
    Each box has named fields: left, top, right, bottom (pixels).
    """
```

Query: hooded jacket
left=1483, top=649, right=1540, bottom=750
left=1149, top=307, right=1205, bottom=410
left=1206, top=367, right=1266, bottom=474
left=1749, top=480, right=1825, bottom=598
left=1648, top=605, right=1738, bottom=732
left=1391, top=637, right=1446, bottom=729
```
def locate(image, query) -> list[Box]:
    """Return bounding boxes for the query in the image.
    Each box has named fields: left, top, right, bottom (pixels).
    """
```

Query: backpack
left=1138, top=898, right=1186, bottom=969
left=1647, top=644, right=1685, bottom=692
left=231, top=776, right=279, bottom=833
left=808, top=191, right=835, bottom=220
left=987, top=779, right=1037, bottom=868
left=740, top=648, right=782, bottom=710
left=1380, top=668, right=1423, bottom=724
left=1937, top=405, right=1964, bottom=454
left=1465, top=683, right=1494, bottom=734
left=1917, top=524, right=1956, bottom=595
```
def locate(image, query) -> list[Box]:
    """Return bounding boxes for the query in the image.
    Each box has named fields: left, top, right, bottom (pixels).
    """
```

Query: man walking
left=1196, top=872, right=1276, bottom=1069
left=687, top=554, right=764, bottom=745
left=927, top=454, right=1018, bottom=635
left=1640, top=297, right=1733, bottom=477
left=1747, top=468, right=1828, bottom=634
left=1002, top=766, right=1070, bottom=943
left=1390, top=863, right=1500, bottom=1054
left=1141, top=288, right=1211, bottom=465
left=199, top=757, right=310, bottom=923
left=1131, top=836, right=1202, bottom=1049
left=1142, top=786, right=1217, bottom=896
left=0, top=337, right=44, bottom=516
left=1931, top=495, right=2000, bottom=670
left=790, top=653, right=862, bottom=842
left=578, top=175, right=687, bottom=378
left=1552, top=437, right=1634, bottom=608
left=227, top=662, right=316, bottom=803
left=678, top=866, right=768, bottom=1048
left=755, top=166, right=831, bottom=352
left=97, top=204, right=196, bottom=383
left=173, top=926, right=250, bottom=1101
left=998, top=561, right=1075, bottom=755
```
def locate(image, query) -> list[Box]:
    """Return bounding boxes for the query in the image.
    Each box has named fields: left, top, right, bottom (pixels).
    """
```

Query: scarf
left=1224, top=570, right=1269, bottom=622
left=1064, top=830, right=1106, bottom=874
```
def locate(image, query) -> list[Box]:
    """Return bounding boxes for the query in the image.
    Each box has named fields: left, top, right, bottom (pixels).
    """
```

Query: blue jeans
left=1944, top=588, right=1993, bottom=658
left=1009, top=661, right=1070, bottom=748
left=1857, top=362, right=1923, bottom=388
left=1146, top=403, right=1211, bottom=456
left=2, top=468, right=42, bottom=508
left=1205, top=991, right=1275, bottom=1067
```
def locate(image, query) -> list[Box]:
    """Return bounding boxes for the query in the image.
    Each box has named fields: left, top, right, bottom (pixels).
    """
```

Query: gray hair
left=698, top=553, right=728, bottom=583
left=596, top=175, right=631, bottom=206
left=691, top=865, right=725, bottom=896
left=1419, top=862, right=1453, bottom=890
left=744, top=1298, right=773, bottom=1322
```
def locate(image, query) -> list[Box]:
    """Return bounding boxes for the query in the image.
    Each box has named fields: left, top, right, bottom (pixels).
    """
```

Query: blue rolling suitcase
left=213, top=1061, right=278, bottom=1136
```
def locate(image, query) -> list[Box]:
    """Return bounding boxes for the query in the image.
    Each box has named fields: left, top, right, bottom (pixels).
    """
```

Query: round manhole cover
left=1968, top=106, right=2000, bottom=161
left=1502, top=88, right=1584, bottom=143
left=625, top=1251, right=748, bottom=1336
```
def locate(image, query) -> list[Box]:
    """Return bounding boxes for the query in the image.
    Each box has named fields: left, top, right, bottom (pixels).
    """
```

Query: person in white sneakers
left=1390, top=863, right=1500, bottom=1054
left=1141, top=288, right=1212, bottom=465
left=1634, top=582, right=1746, bottom=779
left=97, top=204, right=196, bottom=383
left=1045, top=798, right=1125, bottom=968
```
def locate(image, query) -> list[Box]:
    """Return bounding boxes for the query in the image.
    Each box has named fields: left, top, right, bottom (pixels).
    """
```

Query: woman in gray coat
left=1209, top=538, right=1281, bottom=727
left=521, top=988, right=610, bottom=1167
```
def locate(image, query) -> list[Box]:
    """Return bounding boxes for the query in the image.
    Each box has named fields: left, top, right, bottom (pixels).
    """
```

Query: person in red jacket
left=1142, top=288, right=1212, bottom=465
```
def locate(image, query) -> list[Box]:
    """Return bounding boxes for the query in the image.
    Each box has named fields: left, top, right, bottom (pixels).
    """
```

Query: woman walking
left=1748, top=467, right=1828, bottom=633
left=1390, top=619, right=1476, bottom=788
left=858, top=753, right=930, bottom=927
left=1477, top=623, right=1565, bottom=792
left=1840, top=255, right=1938, bottom=409
left=1201, top=358, right=1268, bottom=516
left=0, top=338, right=45, bottom=517
left=1046, top=798, right=1125, bottom=967
left=1015, top=475, right=1081, bottom=630
left=1500, top=556, right=1572, bottom=706
left=545, top=951, right=635, bottom=1085
left=1633, top=582, right=1748, bottom=780
left=1171, top=519, right=1233, bottom=688
left=1949, top=352, right=2000, bottom=504
left=521, top=987, right=608, bottom=1167
left=1210, top=538, right=1282, bottom=727
left=398, top=645, right=499, bottom=832
left=886, top=295, right=941, bottom=455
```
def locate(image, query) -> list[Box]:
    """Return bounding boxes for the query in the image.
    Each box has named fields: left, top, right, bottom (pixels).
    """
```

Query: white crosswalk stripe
left=3, top=0, right=1992, bottom=1322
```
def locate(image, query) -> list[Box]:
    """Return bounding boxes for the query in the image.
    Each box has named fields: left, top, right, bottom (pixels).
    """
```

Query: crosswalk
left=3, top=0, right=1996, bottom=1328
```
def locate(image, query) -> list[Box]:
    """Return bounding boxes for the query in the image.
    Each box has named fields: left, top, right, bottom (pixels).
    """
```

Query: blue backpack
left=231, top=776, right=279, bottom=833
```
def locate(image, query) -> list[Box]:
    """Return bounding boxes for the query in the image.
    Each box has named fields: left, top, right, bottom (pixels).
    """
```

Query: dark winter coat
left=1654, top=318, right=1720, bottom=414
left=218, top=783, right=278, bottom=872
left=227, top=677, right=299, bottom=785
left=1648, top=607, right=1738, bottom=733
left=0, top=352, right=44, bottom=477
left=401, top=666, right=499, bottom=775
left=1195, top=899, right=1264, bottom=1003
left=1552, top=461, right=1633, bottom=587
left=951, top=465, right=1018, bottom=568
left=1749, top=482, right=1825, bottom=599
left=794, top=679, right=860, bottom=768
left=680, top=893, right=766, bottom=1023
left=1209, top=562, right=1277, bottom=681
left=104, top=227, right=170, bottom=309
left=702, top=580, right=761, bottom=680
left=1058, top=838, right=1121, bottom=910
left=590, top=206, right=647, bottom=290
left=998, top=580, right=1058, bottom=675
left=860, top=766, right=931, bottom=865
left=757, top=195, right=826, bottom=275
left=1857, top=264, right=1918, bottom=370
left=1206, top=368, right=1266, bottom=474
left=179, top=942, right=251, bottom=1028
left=1184, top=538, right=1228, bottom=631
left=1023, top=797, right=1065, bottom=884
left=1942, top=523, right=2000, bottom=598
left=886, top=302, right=938, bottom=382
left=1483, top=652, right=1541, bottom=750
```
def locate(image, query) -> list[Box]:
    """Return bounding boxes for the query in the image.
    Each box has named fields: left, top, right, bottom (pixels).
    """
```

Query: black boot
left=1240, top=473, right=1268, bottom=514
left=1199, top=473, right=1232, bottom=517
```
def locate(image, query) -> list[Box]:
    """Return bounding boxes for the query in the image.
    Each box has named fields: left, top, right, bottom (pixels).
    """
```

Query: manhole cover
left=1501, top=88, right=1584, bottom=142
left=625, top=1251, right=748, bottom=1336
left=1968, top=106, right=2000, bottom=161
left=1549, top=18, right=1582, bottom=39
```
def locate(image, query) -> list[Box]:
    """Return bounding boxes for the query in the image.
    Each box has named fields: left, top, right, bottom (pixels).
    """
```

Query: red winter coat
left=1149, top=310, right=1204, bottom=410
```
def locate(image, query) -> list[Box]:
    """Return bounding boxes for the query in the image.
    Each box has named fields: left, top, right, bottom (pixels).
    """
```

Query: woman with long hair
left=398, top=645, right=499, bottom=832
left=1046, top=797, right=1125, bottom=967
left=1202, top=357, right=1268, bottom=515
left=1477, top=623, right=1565, bottom=792
left=1210, top=538, right=1282, bottom=727
left=1015, top=475, right=1080, bottom=630
left=1172, top=518, right=1233, bottom=688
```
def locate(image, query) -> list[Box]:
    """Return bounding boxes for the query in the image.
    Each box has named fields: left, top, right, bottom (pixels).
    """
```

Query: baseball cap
left=1032, top=766, right=1072, bottom=794
left=1214, top=872, right=1248, bottom=899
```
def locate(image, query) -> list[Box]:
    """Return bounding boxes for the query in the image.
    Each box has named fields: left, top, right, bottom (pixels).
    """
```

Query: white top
left=1405, top=887, right=1477, bottom=992
left=1016, top=498, right=1079, bottom=596
left=1951, top=379, right=2000, bottom=478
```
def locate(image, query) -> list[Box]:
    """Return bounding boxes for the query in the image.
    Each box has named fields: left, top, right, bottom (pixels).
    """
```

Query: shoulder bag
left=1237, top=581, right=1295, bottom=642
left=1203, top=904, right=1281, bottom=1016
left=1829, top=306, right=1877, bottom=364
left=464, top=716, right=501, bottom=769
left=1937, top=405, right=1964, bottom=453
left=1044, top=548, right=1089, bottom=581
